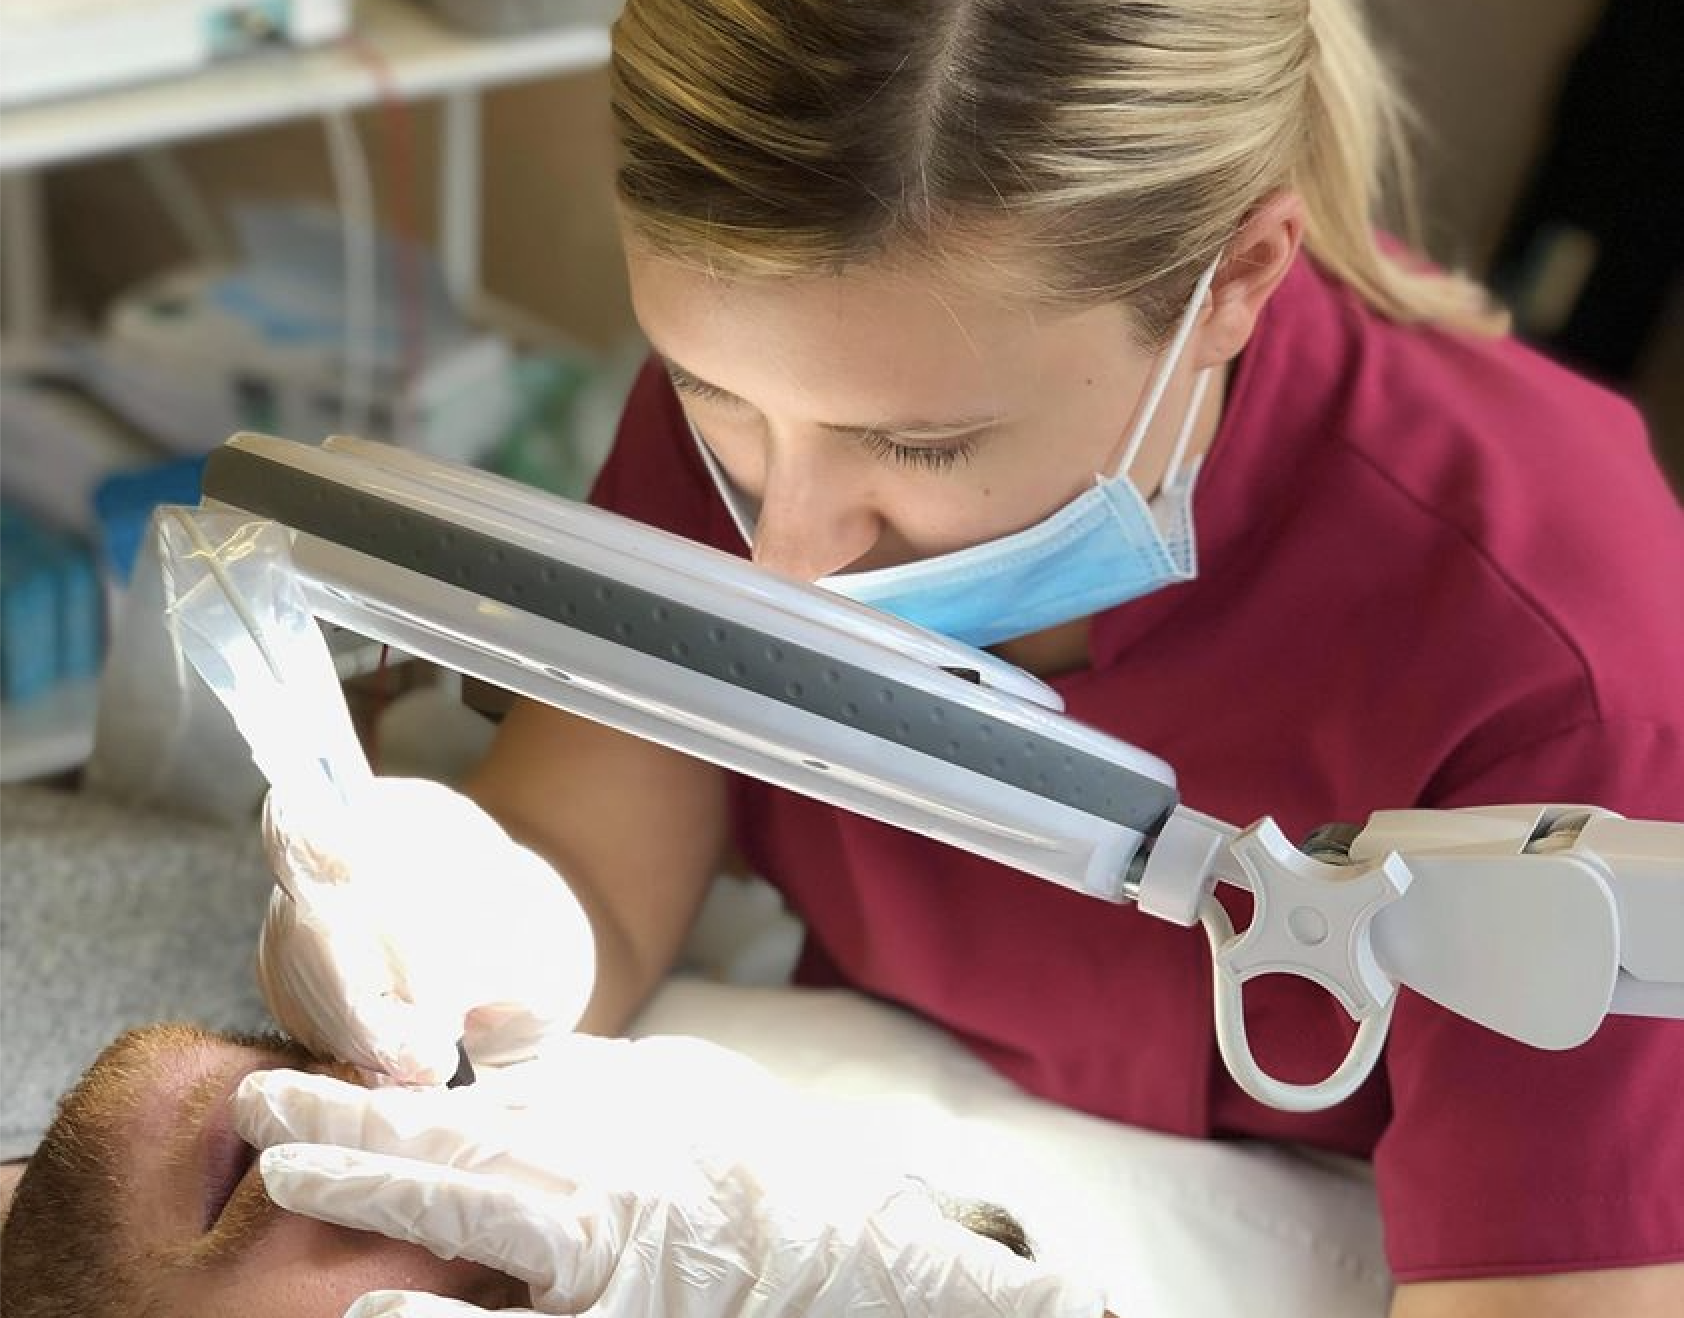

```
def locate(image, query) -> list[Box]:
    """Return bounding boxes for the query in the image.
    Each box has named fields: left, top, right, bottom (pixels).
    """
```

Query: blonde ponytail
left=1299, top=0, right=1507, bottom=333
left=612, top=0, right=1507, bottom=338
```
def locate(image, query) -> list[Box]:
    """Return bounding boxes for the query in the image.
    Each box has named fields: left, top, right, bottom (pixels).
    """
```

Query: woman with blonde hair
left=242, top=1, right=1684, bottom=1313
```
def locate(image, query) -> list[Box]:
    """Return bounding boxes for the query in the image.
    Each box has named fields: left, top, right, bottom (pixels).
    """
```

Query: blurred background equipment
left=0, top=0, right=626, bottom=782
left=0, top=0, right=352, bottom=108
left=1, top=500, right=101, bottom=705
left=72, top=204, right=523, bottom=465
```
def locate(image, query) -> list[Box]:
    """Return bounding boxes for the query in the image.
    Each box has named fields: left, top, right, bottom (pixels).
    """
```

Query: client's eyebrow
left=658, top=354, right=1004, bottom=440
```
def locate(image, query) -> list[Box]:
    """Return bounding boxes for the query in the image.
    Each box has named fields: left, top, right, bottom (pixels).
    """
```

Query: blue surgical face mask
left=691, top=255, right=1220, bottom=650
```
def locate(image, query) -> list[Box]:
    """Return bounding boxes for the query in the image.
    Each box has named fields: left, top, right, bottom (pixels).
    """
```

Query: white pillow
left=633, top=978, right=1393, bottom=1318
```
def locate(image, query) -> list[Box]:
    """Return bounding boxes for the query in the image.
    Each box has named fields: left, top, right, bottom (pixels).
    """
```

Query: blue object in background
left=0, top=504, right=104, bottom=705
left=93, top=455, right=207, bottom=585
left=0, top=519, right=60, bottom=705
left=56, top=545, right=101, bottom=683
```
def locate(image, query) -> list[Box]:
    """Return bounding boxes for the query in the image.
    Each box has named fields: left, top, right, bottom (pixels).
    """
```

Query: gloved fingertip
left=259, top=1142, right=353, bottom=1182
left=230, top=1068, right=279, bottom=1130
left=346, top=1294, right=501, bottom=1318
left=343, top=1292, right=408, bottom=1318
left=233, top=1068, right=339, bottom=1148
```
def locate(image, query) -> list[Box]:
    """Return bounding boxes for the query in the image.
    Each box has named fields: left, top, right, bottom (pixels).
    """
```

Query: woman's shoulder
left=1246, top=257, right=1684, bottom=732
left=1273, top=252, right=1671, bottom=547
left=1276, top=252, right=1649, bottom=461
left=1238, top=255, right=1674, bottom=573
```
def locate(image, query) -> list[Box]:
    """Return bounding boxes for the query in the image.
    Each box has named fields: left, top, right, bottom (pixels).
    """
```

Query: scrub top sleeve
left=1375, top=716, right=1684, bottom=1281
left=1427, top=715, right=1684, bottom=824
left=1377, top=1004, right=1684, bottom=1281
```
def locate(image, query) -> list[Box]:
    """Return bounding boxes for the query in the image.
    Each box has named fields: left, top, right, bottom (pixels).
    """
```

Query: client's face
left=0, top=1024, right=524, bottom=1316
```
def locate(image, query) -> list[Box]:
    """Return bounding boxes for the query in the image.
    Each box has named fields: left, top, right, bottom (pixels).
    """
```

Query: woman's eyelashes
left=855, top=430, right=977, bottom=471
left=669, top=371, right=738, bottom=407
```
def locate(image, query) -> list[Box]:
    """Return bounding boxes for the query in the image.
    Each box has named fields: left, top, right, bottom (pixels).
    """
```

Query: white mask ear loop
left=688, top=421, right=759, bottom=548
left=1158, top=366, right=1213, bottom=494
left=1112, top=253, right=1224, bottom=481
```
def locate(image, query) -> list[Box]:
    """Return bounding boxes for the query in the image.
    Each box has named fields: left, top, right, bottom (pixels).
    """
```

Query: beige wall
left=478, top=69, right=630, bottom=349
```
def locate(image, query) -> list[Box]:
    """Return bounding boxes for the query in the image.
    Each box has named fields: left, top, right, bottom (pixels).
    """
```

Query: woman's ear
left=1195, top=191, right=1306, bottom=368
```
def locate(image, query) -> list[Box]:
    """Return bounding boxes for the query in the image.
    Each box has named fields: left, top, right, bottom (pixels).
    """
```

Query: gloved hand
left=234, top=1035, right=1110, bottom=1318
left=257, top=776, right=597, bottom=1085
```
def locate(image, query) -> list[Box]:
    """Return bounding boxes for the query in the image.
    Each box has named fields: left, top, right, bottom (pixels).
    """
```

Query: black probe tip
left=446, top=1040, right=477, bottom=1089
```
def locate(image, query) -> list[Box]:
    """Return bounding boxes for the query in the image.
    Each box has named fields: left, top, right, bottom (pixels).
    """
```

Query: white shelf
left=0, top=0, right=616, bottom=172
left=0, top=679, right=100, bottom=783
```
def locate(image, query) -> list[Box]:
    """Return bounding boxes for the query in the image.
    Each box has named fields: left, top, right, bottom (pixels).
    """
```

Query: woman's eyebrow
left=659, top=354, right=1002, bottom=438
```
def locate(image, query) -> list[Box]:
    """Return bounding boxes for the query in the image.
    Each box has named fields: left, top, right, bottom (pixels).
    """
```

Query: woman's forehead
left=626, top=235, right=1104, bottom=329
left=628, top=248, right=1144, bottom=411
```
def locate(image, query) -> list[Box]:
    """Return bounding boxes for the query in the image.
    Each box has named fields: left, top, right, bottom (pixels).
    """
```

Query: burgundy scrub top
left=590, top=253, right=1684, bottom=1281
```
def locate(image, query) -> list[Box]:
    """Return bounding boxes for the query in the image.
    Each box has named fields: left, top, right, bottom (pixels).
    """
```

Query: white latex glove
left=234, top=1036, right=1109, bottom=1318
left=257, top=777, right=597, bottom=1084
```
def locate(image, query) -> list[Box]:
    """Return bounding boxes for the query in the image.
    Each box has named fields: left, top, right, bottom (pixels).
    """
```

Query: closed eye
left=663, top=358, right=984, bottom=472
left=856, top=430, right=977, bottom=472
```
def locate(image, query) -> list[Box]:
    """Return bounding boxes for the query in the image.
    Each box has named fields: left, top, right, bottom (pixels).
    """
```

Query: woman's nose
left=750, top=447, right=881, bottom=583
